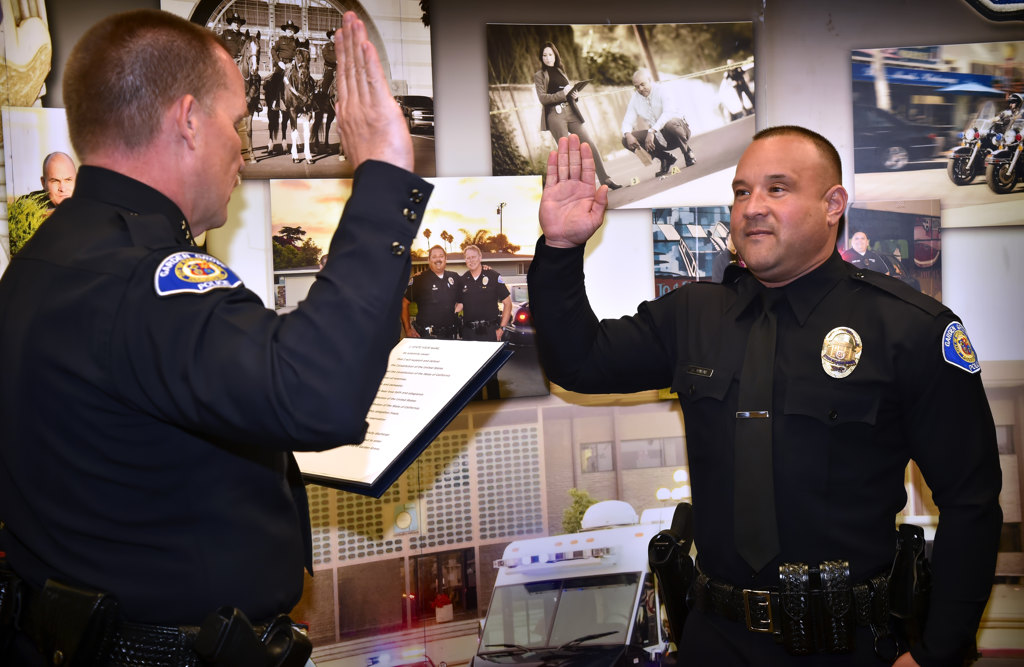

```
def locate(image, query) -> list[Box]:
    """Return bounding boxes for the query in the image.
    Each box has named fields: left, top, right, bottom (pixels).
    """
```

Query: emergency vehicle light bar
left=494, top=546, right=613, bottom=569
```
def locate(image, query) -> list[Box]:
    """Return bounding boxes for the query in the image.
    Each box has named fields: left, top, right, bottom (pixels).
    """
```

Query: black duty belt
left=468, top=319, right=500, bottom=329
left=693, top=560, right=890, bottom=656
left=415, top=323, right=457, bottom=339
left=1, top=564, right=310, bottom=667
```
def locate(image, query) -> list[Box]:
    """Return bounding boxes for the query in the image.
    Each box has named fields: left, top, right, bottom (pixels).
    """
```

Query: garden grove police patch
left=154, top=252, right=242, bottom=296
left=821, top=326, right=862, bottom=379
left=942, top=321, right=981, bottom=374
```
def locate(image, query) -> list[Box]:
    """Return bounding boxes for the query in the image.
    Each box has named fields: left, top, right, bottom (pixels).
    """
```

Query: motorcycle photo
left=985, top=118, right=1024, bottom=194
left=947, top=93, right=1022, bottom=186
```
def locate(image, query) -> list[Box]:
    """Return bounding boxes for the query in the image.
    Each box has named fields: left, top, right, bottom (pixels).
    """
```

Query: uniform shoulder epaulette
left=850, top=268, right=947, bottom=318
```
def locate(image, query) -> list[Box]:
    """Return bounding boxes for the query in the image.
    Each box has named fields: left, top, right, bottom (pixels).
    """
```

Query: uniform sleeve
left=903, top=317, right=1002, bottom=666
left=110, top=160, right=431, bottom=451
left=527, top=237, right=674, bottom=394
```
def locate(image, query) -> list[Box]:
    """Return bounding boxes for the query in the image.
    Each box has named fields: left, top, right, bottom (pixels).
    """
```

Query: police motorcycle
left=949, top=94, right=1023, bottom=186
left=947, top=116, right=1006, bottom=185
left=985, top=118, right=1024, bottom=194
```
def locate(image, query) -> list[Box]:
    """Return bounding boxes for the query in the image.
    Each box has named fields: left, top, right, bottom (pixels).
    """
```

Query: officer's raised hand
left=333, top=11, right=413, bottom=172
left=539, top=134, right=608, bottom=248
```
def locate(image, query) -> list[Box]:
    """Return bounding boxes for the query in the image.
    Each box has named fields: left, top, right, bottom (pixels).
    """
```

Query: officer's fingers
left=544, top=148, right=560, bottom=188
left=567, top=134, right=582, bottom=181
left=338, top=13, right=363, bottom=108
left=592, top=184, right=609, bottom=220
left=345, top=15, right=373, bottom=104
left=580, top=140, right=596, bottom=186
left=557, top=137, right=570, bottom=183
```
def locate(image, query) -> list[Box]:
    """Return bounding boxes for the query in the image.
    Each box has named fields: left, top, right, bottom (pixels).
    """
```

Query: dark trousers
left=461, top=323, right=502, bottom=399
left=624, top=119, right=695, bottom=166
left=545, top=106, right=613, bottom=184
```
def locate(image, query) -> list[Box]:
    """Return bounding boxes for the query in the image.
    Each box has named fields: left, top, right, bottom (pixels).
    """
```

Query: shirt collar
left=73, top=165, right=191, bottom=245
left=727, top=250, right=847, bottom=325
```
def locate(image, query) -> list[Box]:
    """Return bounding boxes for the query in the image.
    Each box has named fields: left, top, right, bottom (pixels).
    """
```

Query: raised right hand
left=538, top=135, right=608, bottom=249
left=333, top=12, right=413, bottom=171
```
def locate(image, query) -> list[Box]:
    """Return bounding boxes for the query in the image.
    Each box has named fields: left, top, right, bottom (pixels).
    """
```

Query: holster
left=888, top=523, right=932, bottom=650
left=26, top=579, right=120, bottom=666
left=647, top=502, right=694, bottom=647
left=0, top=561, right=23, bottom=656
left=194, top=606, right=312, bottom=667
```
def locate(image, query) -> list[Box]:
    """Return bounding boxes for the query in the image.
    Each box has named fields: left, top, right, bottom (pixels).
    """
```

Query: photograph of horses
left=171, top=0, right=436, bottom=179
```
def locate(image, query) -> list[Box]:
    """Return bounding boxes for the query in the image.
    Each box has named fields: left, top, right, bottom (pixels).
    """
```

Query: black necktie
left=734, top=290, right=781, bottom=573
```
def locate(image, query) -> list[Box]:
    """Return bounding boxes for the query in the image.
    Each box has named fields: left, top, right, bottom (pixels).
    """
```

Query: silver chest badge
left=821, top=327, right=863, bottom=378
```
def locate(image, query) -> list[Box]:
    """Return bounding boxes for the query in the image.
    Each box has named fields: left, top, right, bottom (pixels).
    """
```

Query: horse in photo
left=311, top=72, right=338, bottom=158
left=237, top=32, right=263, bottom=163
left=282, top=46, right=315, bottom=164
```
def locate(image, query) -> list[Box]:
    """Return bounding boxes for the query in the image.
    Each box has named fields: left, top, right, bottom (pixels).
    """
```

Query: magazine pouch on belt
left=30, top=579, right=120, bottom=666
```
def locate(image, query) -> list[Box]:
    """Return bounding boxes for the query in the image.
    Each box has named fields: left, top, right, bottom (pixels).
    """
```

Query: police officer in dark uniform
left=528, top=131, right=1001, bottom=666
left=321, top=29, right=338, bottom=87
left=219, top=11, right=247, bottom=60
left=266, top=19, right=302, bottom=155
left=459, top=244, right=511, bottom=399
left=841, top=230, right=890, bottom=276
left=0, top=10, right=428, bottom=666
left=271, top=19, right=301, bottom=83
left=402, top=245, right=461, bottom=339
left=459, top=244, right=512, bottom=342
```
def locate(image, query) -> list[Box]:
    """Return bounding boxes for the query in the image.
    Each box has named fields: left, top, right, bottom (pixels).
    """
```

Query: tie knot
left=759, top=288, right=785, bottom=314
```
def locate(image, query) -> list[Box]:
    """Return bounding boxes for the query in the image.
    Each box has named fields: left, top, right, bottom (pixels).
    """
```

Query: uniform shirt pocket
left=672, top=360, right=734, bottom=404
left=783, top=382, right=881, bottom=427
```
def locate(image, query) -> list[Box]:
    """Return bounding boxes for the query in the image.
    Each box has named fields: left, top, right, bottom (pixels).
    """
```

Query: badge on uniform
left=821, top=326, right=863, bottom=379
left=482, top=276, right=489, bottom=286
left=942, top=321, right=981, bottom=374
left=154, top=251, right=242, bottom=296
left=447, top=277, right=454, bottom=287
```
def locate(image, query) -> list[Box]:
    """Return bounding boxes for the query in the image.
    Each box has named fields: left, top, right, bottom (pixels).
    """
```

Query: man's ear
left=170, top=94, right=201, bottom=150
left=825, top=185, right=849, bottom=229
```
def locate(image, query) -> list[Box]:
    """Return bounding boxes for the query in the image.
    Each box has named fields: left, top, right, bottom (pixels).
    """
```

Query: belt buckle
left=742, top=589, right=774, bottom=633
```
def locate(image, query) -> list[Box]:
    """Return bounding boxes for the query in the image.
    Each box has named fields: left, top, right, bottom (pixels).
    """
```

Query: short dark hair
left=63, top=9, right=228, bottom=160
left=752, top=125, right=845, bottom=237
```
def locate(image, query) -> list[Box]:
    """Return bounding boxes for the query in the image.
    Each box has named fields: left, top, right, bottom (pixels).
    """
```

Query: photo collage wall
left=3, top=2, right=1023, bottom=666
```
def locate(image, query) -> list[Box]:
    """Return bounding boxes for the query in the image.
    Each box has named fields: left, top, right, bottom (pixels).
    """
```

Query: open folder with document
left=295, top=338, right=512, bottom=497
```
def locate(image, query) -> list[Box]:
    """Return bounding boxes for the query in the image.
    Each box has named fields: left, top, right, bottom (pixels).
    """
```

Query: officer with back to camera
left=0, top=9, right=430, bottom=665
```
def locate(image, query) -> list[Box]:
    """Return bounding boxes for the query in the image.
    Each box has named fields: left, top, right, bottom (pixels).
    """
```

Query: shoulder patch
left=496, top=274, right=505, bottom=284
left=942, top=321, right=981, bottom=374
left=154, top=252, right=242, bottom=296
left=852, top=269, right=947, bottom=317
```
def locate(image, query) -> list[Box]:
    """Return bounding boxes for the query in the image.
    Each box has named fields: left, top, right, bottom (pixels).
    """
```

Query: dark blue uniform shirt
left=528, top=240, right=1001, bottom=665
left=0, top=162, right=431, bottom=626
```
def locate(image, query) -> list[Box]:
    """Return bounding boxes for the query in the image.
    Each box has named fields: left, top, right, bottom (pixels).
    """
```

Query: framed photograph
left=270, top=175, right=548, bottom=399
left=851, top=41, right=1024, bottom=219
left=488, top=22, right=754, bottom=209
left=844, top=200, right=943, bottom=301
left=652, top=205, right=732, bottom=294
left=171, top=0, right=435, bottom=179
